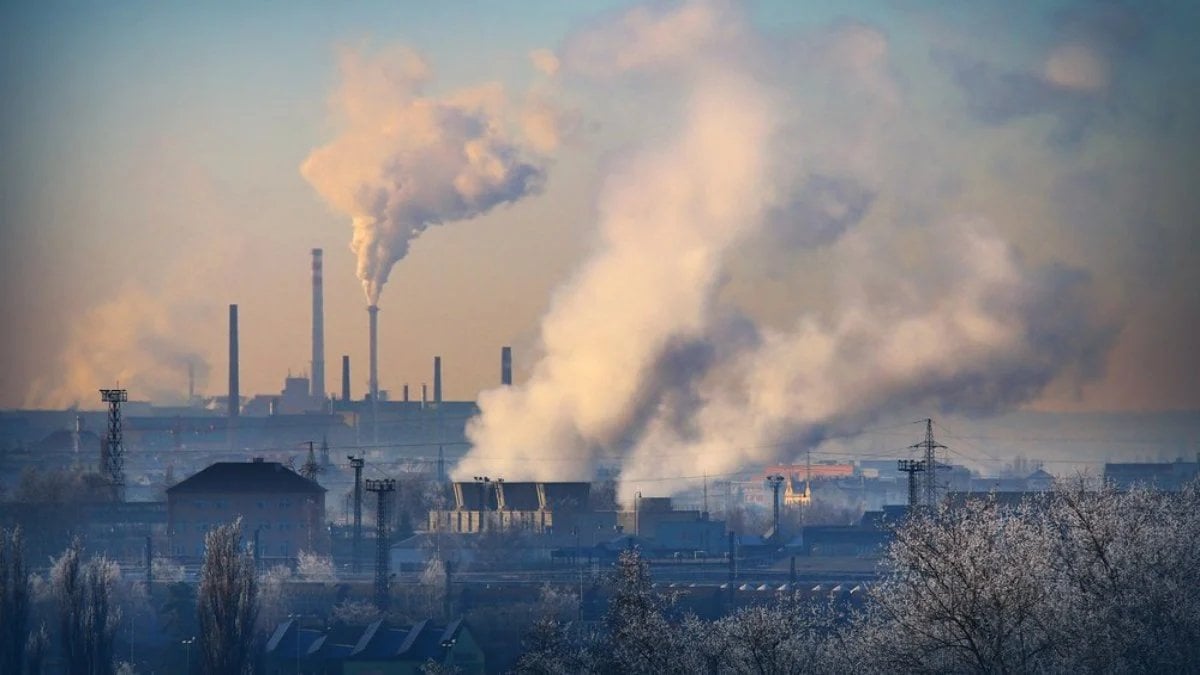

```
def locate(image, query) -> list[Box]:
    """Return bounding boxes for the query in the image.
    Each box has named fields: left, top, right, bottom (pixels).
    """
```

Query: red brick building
left=167, top=459, right=326, bottom=564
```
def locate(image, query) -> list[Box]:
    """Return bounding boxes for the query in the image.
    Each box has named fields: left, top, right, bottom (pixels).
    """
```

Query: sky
left=1, top=0, right=1198, bottom=476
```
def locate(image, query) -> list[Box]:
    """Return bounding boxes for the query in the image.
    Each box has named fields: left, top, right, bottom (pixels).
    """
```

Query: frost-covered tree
left=599, top=549, right=687, bottom=675
left=295, top=550, right=336, bottom=582
left=197, top=519, right=258, bottom=675
left=51, top=539, right=121, bottom=675
left=1, top=526, right=30, bottom=674
left=1043, top=481, right=1200, bottom=672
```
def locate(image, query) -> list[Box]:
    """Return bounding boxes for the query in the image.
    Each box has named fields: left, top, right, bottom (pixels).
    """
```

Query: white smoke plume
left=457, top=1, right=1112, bottom=500
left=25, top=283, right=215, bottom=408
left=302, top=47, right=547, bottom=305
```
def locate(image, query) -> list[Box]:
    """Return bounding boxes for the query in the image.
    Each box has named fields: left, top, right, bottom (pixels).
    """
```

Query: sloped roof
left=498, top=482, right=540, bottom=511
left=167, top=461, right=324, bottom=495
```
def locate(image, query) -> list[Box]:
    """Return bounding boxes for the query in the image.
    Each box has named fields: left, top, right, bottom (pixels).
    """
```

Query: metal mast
left=365, top=478, right=395, bottom=610
left=898, top=459, right=926, bottom=509
left=348, top=456, right=364, bottom=573
left=99, top=388, right=128, bottom=501
left=766, top=474, right=785, bottom=543
left=912, top=419, right=946, bottom=508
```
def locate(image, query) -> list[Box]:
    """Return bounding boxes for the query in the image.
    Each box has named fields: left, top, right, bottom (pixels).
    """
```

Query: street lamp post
left=182, top=637, right=194, bottom=674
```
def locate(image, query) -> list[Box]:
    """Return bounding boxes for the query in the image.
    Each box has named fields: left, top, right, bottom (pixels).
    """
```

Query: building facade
left=166, top=459, right=326, bottom=564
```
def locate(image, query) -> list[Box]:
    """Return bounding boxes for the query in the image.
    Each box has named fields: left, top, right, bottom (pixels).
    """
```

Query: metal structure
left=898, top=459, right=927, bottom=508
left=99, top=388, right=128, bottom=500
left=341, top=355, right=351, bottom=402
left=365, top=478, right=396, bottom=610
left=367, top=305, right=379, bottom=442
left=310, top=248, right=325, bottom=402
left=348, top=456, right=364, bottom=573
left=300, top=441, right=320, bottom=481
left=433, top=356, right=442, bottom=406
left=228, top=304, right=239, bottom=418
left=912, top=419, right=947, bottom=508
left=501, top=346, right=512, bottom=386
left=766, top=474, right=785, bottom=543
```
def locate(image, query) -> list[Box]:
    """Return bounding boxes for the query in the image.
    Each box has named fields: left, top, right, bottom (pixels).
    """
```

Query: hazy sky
left=1, top=0, right=1197, bottom=419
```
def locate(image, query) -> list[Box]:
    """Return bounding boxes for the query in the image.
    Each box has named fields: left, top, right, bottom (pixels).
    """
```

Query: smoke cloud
left=301, top=47, right=547, bottom=305
left=456, top=1, right=1115, bottom=500
left=25, top=284, right=214, bottom=408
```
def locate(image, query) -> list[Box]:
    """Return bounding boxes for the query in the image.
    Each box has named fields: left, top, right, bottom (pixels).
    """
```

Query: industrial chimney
left=367, top=305, right=379, bottom=402
left=403, top=384, right=409, bottom=402
left=501, top=346, right=512, bottom=386
left=228, top=304, right=239, bottom=418
left=341, top=355, right=351, bottom=402
left=311, top=249, right=326, bottom=401
left=433, top=356, right=442, bottom=405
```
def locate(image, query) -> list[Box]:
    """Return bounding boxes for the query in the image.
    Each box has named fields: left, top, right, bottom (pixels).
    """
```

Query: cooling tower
left=433, top=356, right=442, bottom=405
left=311, top=249, right=325, bottom=400
left=228, top=304, right=239, bottom=418
left=501, top=346, right=512, bottom=386
left=367, top=305, right=379, bottom=402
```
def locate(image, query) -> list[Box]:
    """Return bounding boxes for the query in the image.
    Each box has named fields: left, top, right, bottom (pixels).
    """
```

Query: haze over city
left=1, top=3, right=1199, bottom=674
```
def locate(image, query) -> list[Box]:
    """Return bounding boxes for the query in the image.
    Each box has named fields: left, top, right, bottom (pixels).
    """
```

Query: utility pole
left=912, top=419, right=946, bottom=508
left=766, top=474, right=785, bottom=544
left=99, top=388, right=128, bottom=501
left=348, top=456, right=364, bottom=573
left=365, top=478, right=396, bottom=610
left=898, top=459, right=927, bottom=509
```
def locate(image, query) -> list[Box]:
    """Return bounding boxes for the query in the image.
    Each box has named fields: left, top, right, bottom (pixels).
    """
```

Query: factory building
left=428, top=481, right=596, bottom=534
left=167, top=459, right=327, bottom=564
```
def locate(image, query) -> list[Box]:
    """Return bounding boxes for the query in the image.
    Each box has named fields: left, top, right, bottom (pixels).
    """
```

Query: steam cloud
left=457, top=1, right=1113, bottom=501
left=302, top=47, right=546, bottom=305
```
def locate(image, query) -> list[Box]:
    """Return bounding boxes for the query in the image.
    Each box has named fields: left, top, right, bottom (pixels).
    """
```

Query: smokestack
left=421, top=383, right=428, bottom=408
left=403, top=384, right=409, bottom=402
left=433, top=356, right=442, bottom=405
left=501, top=346, right=512, bottom=386
left=311, top=249, right=326, bottom=400
left=341, top=355, right=351, bottom=402
left=367, top=305, right=379, bottom=402
left=228, top=304, right=239, bottom=418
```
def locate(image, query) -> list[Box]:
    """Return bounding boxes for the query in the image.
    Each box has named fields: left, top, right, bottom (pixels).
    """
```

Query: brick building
left=167, top=459, right=326, bottom=564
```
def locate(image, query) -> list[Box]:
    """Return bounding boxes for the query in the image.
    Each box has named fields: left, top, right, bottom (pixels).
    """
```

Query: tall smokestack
left=341, top=355, right=351, bottom=402
left=311, top=249, right=326, bottom=401
left=403, top=384, right=409, bottom=402
left=501, top=346, right=512, bottom=386
left=367, top=305, right=379, bottom=402
left=421, top=383, right=428, bottom=408
left=433, top=356, right=442, bottom=405
left=228, top=304, right=239, bottom=418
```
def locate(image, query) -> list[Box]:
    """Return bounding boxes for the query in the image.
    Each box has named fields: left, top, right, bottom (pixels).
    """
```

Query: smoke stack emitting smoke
left=455, top=2, right=1108, bottom=501
left=302, top=47, right=547, bottom=308
left=367, top=305, right=379, bottom=403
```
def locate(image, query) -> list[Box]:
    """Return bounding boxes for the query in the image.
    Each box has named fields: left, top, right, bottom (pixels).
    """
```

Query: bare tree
left=197, top=519, right=258, bottom=675
left=1, top=527, right=31, bottom=674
